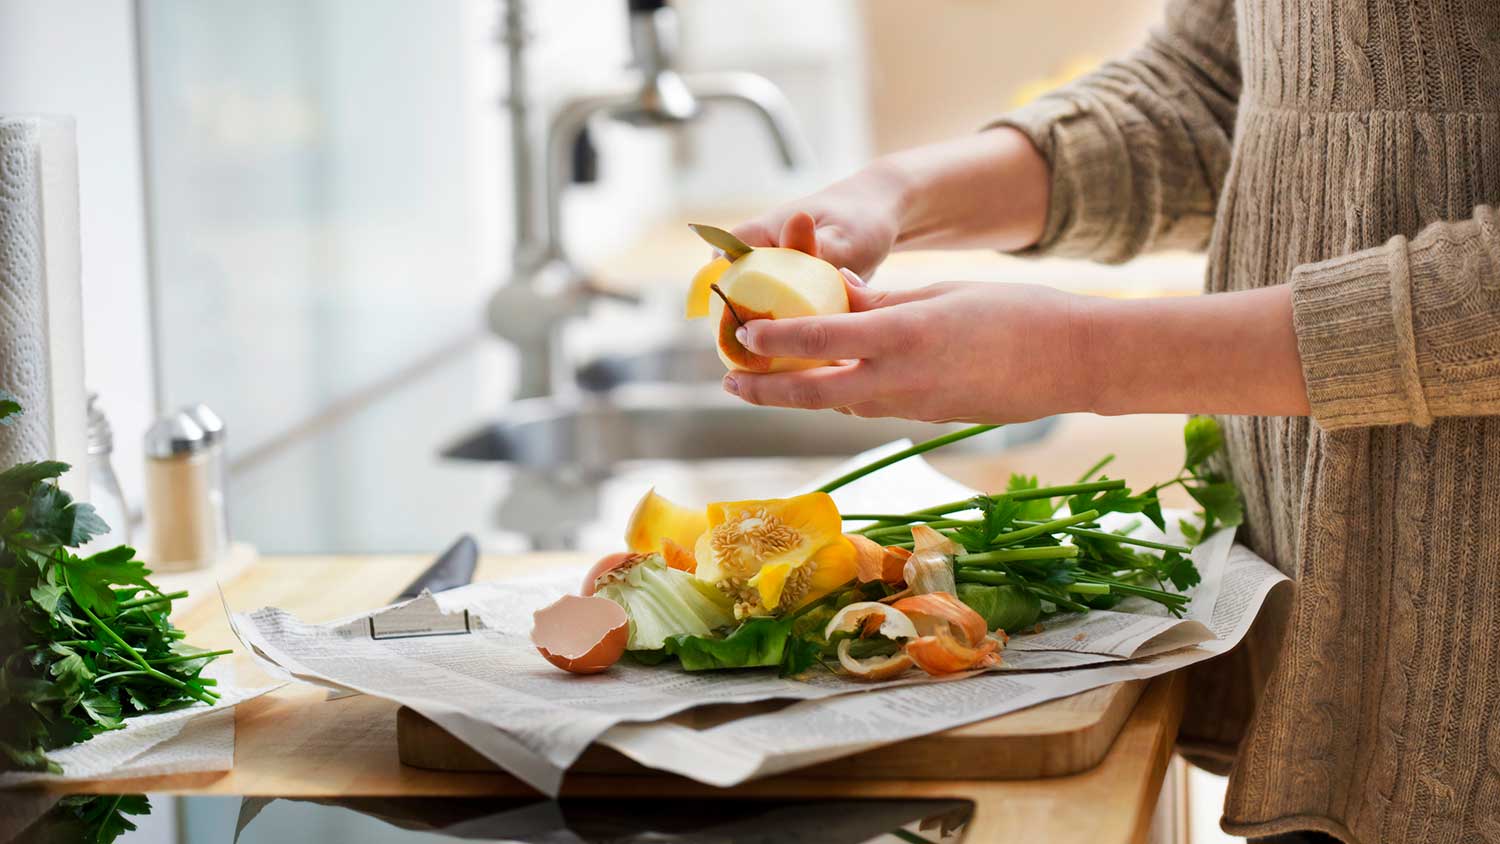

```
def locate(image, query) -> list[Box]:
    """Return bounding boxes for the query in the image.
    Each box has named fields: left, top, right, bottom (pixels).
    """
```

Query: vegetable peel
left=825, top=601, right=918, bottom=681
left=694, top=493, right=855, bottom=618
left=592, top=553, right=734, bottom=651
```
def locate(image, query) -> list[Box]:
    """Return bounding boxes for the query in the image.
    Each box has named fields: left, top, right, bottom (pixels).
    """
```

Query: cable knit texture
left=996, top=1, right=1500, bottom=842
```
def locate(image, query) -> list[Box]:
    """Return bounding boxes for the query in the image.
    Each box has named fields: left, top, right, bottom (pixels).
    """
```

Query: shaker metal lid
left=184, top=403, right=225, bottom=444
left=144, top=411, right=208, bottom=457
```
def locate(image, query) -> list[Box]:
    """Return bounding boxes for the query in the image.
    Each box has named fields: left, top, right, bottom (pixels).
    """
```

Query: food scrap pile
left=531, top=416, right=1240, bottom=682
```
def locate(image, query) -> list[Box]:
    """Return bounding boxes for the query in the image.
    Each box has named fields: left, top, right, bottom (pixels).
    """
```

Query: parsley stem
left=1006, top=479, right=1126, bottom=500
left=1028, top=523, right=1190, bottom=553
left=1065, top=582, right=1112, bottom=595
left=149, top=649, right=233, bottom=665
left=814, top=425, right=1000, bottom=494
left=1077, top=453, right=1116, bottom=483
left=860, top=518, right=975, bottom=539
left=956, top=546, right=1080, bottom=566
left=116, top=590, right=189, bottom=610
left=987, top=510, right=1098, bottom=546
left=62, top=568, right=217, bottom=705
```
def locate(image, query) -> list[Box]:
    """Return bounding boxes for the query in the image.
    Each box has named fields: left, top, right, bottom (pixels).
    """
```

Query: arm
left=1290, top=205, right=1500, bottom=429
left=997, top=0, right=1240, bottom=261
left=723, top=273, right=1309, bottom=423
left=729, top=207, right=1500, bottom=428
left=734, top=0, right=1240, bottom=272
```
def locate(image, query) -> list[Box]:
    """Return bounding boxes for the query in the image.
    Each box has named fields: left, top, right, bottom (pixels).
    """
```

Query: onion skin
left=848, top=534, right=908, bottom=585
left=836, top=642, right=913, bottom=681
left=531, top=594, right=629, bottom=674
left=891, top=592, right=988, bottom=646
left=905, top=628, right=1001, bottom=676
left=824, top=601, right=918, bottom=681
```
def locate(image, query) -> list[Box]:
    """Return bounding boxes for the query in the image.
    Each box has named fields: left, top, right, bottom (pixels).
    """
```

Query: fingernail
left=840, top=267, right=866, bottom=287
left=735, top=326, right=749, bottom=346
left=722, top=375, right=739, bottom=396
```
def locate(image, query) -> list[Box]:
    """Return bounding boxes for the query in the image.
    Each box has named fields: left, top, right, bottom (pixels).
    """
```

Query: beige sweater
left=998, top=1, right=1500, bottom=841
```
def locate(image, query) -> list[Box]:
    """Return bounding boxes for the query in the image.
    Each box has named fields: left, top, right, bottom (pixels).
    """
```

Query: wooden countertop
left=58, top=413, right=1193, bottom=844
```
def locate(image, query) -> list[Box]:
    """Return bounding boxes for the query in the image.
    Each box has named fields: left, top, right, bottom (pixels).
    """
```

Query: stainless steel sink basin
left=445, top=383, right=1056, bottom=472
left=574, top=343, right=727, bottom=392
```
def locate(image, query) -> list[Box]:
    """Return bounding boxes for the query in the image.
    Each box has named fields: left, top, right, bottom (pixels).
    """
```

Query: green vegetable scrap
left=611, top=416, right=1243, bottom=679
left=0, top=396, right=228, bottom=774
left=834, top=416, right=1242, bottom=632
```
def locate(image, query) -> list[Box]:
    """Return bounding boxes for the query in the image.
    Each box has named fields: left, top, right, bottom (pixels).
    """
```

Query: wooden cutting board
left=397, top=678, right=1146, bottom=780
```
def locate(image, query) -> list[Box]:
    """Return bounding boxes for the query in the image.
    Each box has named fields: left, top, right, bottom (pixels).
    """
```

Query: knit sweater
left=996, top=1, right=1500, bottom=841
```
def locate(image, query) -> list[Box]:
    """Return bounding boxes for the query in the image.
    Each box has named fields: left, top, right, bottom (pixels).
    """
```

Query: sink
left=453, top=340, right=1059, bottom=547
left=574, top=343, right=727, bottom=392
left=445, top=383, right=1056, bottom=471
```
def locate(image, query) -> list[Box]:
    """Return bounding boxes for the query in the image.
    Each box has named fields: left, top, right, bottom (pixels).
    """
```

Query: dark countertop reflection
left=8, top=793, right=973, bottom=844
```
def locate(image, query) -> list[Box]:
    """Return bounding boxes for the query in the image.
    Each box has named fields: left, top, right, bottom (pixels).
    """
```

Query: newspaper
left=600, top=535, right=1283, bottom=785
left=229, top=446, right=1289, bottom=795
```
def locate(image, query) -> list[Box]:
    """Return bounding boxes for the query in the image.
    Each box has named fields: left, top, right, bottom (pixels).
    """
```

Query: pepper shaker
left=183, top=403, right=229, bottom=551
left=143, top=406, right=228, bottom=570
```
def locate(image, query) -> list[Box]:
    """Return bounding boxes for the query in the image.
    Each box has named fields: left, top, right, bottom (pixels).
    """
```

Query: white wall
left=0, top=0, right=155, bottom=509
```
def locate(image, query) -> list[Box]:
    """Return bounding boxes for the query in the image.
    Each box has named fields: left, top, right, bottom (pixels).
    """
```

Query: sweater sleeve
left=1291, top=205, right=1500, bottom=431
left=990, top=0, right=1240, bottom=263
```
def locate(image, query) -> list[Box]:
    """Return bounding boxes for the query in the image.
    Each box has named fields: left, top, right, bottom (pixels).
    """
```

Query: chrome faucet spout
left=489, top=0, right=814, bottom=402
left=684, top=71, right=813, bottom=170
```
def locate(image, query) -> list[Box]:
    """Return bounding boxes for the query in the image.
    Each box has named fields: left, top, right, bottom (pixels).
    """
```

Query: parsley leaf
left=1, top=393, right=226, bottom=774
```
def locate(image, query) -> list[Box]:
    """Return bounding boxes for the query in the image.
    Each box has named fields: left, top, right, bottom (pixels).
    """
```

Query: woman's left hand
left=722, top=271, right=1099, bottom=424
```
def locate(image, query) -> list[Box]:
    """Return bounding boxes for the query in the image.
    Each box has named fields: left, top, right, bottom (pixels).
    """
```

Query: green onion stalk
left=819, top=422, right=1229, bottom=626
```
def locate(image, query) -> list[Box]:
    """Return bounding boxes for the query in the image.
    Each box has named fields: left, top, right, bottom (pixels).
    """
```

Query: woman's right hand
left=729, top=128, right=1051, bottom=276
left=729, top=162, right=909, bottom=278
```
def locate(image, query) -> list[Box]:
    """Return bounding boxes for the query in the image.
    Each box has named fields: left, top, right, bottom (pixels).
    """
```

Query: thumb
left=780, top=211, right=819, bottom=256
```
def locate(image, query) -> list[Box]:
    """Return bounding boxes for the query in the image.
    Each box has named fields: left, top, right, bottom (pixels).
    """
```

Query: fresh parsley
left=0, top=397, right=229, bottom=774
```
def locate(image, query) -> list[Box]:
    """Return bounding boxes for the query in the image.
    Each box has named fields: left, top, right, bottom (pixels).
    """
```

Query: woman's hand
left=722, top=269, right=1313, bottom=422
left=723, top=270, right=1099, bottom=424
left=730, top=165, right=907, bottom=279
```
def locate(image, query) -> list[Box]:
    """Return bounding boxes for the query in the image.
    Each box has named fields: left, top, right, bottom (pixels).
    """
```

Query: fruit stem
left=709, top=284, right=747, bottom=328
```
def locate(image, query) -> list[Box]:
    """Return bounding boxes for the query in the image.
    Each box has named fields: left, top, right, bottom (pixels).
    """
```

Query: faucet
left=488, top=0, right=813, bottom=399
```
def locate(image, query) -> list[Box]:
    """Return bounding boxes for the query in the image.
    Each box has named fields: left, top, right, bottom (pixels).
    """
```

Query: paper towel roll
left=0, top=116, right=88, bottom=497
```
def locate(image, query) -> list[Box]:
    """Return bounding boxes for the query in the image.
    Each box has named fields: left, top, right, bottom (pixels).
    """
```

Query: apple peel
left=531, top=594, right=629, bottom=674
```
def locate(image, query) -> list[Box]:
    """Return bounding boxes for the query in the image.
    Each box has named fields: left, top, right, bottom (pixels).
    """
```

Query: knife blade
left=395, top=534, right=479, bottom=601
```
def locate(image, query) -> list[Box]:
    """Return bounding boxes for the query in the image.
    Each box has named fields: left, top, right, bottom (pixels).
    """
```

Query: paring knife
left=394, top=534, right=479, bottom=601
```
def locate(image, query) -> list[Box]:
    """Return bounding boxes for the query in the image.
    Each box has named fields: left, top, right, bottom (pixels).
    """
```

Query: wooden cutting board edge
left=396, top=678, right=1147, bottom=781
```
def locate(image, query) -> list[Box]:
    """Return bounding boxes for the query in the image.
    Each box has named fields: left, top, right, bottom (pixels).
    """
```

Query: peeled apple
left=685, top=225, right=850, bottom=373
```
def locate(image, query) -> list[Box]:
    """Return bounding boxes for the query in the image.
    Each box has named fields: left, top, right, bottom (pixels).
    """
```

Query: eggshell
left=531, top=594, right=629, bottom=674
left=580, top=552, right=637, bottom=596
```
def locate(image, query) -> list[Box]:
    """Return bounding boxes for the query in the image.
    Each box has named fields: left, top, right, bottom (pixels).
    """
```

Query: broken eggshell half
left=531, top=594, right=630, bottom=674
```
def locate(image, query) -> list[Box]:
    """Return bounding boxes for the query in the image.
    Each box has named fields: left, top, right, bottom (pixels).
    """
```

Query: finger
left=780, top=211, right=818, bottom=256
left=731, top=218, right=778, bottom=248
left=739, top=311, right=906, bottom=360
left=839, top=270, right=937, bottom=313
left=723, top=361, right=884, bottom=410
